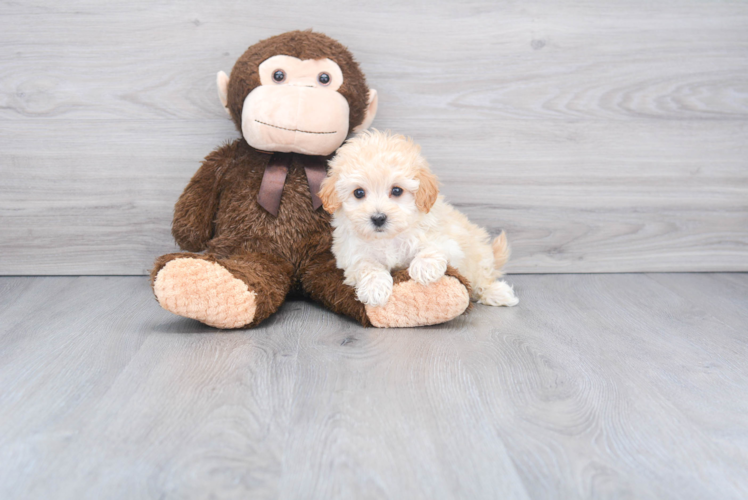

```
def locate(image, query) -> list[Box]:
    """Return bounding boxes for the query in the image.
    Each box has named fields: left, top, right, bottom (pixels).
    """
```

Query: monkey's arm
left=172, top=143, right=234, bottom=252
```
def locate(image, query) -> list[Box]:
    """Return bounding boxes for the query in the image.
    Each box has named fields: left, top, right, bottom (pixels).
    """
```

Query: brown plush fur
left=151, top=140, right=371, bottom=327
left=152, top=31, right=470, bottom=328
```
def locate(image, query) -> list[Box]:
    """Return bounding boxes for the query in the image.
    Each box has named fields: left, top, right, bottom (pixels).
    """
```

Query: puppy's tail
left=491, top=231, right=511, bottom=276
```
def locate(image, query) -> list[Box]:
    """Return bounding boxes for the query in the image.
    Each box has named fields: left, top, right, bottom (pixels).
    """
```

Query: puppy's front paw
left=355, top=270, right=394, bottom=307
left=409, top=253, right=448, bottom=285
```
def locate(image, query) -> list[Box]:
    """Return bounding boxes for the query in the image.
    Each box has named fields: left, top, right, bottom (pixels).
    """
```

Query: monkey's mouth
left=255, top=120, right=337, bottom=135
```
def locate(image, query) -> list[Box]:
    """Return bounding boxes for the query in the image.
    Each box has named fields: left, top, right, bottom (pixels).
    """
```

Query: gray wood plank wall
left=1, top=0, right=747, bottom=275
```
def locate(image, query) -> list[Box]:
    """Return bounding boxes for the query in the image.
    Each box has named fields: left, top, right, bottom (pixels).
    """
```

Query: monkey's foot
left=153, top=257, right=257, bottom=329
left=365, top=274, right=470, bottom=328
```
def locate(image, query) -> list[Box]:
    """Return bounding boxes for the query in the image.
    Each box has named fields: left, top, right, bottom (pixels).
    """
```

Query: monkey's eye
left=273, top=70, right=286, bottom=83
left=391, top=187, right=404, bottom=197
left=318, top=72, right=331, bottom=86
left=353, top=188, right=365, bottom=199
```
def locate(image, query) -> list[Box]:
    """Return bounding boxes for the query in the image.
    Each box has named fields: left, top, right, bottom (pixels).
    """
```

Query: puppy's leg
left=451, top=224, right=518, bottom=306
left=351, top=259, right=394, bottom=307
left=479, top=231, right=518, bottom=306
left=477, top=280, right=519, bottom=307
left=408, top=249, right=448, bottom=285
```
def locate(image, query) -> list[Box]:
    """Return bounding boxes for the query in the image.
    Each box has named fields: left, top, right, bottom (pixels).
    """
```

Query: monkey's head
left=217, top=31, right=378, bottom=156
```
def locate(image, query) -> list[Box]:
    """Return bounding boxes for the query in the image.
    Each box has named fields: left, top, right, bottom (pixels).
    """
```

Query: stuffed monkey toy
left=151, top=31, right=471, bottom=328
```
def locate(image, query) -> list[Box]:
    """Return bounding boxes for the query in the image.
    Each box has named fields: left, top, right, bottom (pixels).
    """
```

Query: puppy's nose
left=371, top=213, right=387, bottom=227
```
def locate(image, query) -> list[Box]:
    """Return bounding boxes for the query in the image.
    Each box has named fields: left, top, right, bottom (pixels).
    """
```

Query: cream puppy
left=319, top=130, right=519, bottom=308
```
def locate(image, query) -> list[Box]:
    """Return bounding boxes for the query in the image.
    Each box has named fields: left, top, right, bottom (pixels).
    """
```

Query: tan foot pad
left=153, top=258, right=256, bottom=329
left=366, top=275, right=470, bottom=328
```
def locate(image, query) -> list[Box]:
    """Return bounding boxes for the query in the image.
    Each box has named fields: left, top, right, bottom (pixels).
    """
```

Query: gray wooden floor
left=1, top=273, right=746, bottom=499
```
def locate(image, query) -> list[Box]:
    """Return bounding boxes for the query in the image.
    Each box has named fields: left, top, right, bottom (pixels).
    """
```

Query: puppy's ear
left=415, top=168, right=439, bottom=213
left=318, top=172, right=342, bottom=214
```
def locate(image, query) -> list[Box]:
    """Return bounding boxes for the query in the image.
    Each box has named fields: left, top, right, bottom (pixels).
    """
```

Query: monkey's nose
left=371, top=213, right=387, bottom=227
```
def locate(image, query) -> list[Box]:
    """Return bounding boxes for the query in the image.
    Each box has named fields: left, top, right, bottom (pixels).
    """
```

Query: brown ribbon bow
left=257, top=152, right=327, bottom=217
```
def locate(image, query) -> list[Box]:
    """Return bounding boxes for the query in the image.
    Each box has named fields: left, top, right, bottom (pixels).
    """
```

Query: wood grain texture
left=1, top=273, right=747, bottom=499
left=1, top=0, right=747, bottom=274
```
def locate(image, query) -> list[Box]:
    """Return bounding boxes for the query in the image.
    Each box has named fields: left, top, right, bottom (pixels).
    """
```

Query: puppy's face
left=336, top=166, right=420, bottom=239
left=319, top=131, right=439, bottom=240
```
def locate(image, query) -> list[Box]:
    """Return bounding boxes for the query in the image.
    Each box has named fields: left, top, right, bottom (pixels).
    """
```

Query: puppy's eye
left=353, top=188, right=365, bottom=199
left=273, top=69, right=286, bottom=83
left=318, top=72, right=331, bottom=86
left=391, top=187, right=404, bottom=197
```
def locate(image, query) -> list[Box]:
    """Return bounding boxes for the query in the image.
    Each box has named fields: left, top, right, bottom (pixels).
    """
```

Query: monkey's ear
left=415, top=168, right=439, bottom=213
left=318, top=173, right=342, bottom=214
left=353, top=89, right=378, bottom=132
left=216, top=71, right=230, bottom=114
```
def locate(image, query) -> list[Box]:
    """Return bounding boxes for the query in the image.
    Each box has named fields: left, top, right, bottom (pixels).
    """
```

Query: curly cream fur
left=322, top=130, right=519, bottom=307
